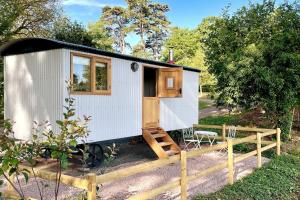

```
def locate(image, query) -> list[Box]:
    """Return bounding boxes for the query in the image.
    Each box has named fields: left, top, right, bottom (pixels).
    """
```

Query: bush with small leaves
left=0, top=81, right=91, bottom=200
left=36, top=82, right=91, bottom=199
left=0, top=120, right=31, bottom=199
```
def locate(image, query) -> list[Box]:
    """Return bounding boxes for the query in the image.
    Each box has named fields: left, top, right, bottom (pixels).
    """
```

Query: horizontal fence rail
left=96, top=154, right=180, bottom=184
left=4, top=125, right=281, bottom=200
left=5, top=163, right=96, bottom=200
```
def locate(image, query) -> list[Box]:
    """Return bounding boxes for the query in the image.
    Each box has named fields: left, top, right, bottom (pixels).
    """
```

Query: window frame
left=165, top=76, right=175, bottom=90
left=70, top=52, right=111, bottom=95
left=157, top=68, right=183, bottom=98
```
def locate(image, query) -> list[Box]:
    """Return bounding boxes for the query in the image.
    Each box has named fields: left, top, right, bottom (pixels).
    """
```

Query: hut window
left=71, top=53, right=111, bottom=95
left=72, top=56, right=91, bottom=92
left=158, top=68, right=183, bottom=97
left=95, top=61, right=108, bottom=91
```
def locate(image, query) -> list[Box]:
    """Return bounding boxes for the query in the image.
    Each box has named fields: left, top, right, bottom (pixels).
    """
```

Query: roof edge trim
left=0, top=38, right=200, bottom=73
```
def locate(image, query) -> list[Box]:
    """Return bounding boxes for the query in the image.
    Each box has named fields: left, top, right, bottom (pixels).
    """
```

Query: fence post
left=227, top=139, right=234, bottom=185
left=180, top=151, right=187, bottom=200
left=276, top=128, right=281, bottom=156
left=86, top=173, right=96, bottom=200
left=257, top=132, right=262, bottom=168
left=222, top=124, right=226, bottom=141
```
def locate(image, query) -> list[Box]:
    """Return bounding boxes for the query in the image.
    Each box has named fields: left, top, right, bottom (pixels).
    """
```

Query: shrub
left=0, top=81, right=91, bottom=199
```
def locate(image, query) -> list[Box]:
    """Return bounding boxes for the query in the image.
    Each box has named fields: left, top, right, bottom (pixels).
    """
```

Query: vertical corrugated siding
left=160, top=71, right=199, bottom=131
left=4, top=50, right=63, bottom=140
left=5, top=47, right=198, bottom=142
left=62, top=50, right=142, bottom=142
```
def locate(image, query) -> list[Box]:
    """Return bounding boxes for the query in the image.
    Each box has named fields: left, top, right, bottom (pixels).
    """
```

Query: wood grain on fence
left=96, top=154, right=180, bottom=184
left=227, top=139, right=234, bottom=185
left=180, top=151, right=187, bottom=200
left=276, top=128, right=281, bottom=155
left=257, top=132, right=262, bottom=168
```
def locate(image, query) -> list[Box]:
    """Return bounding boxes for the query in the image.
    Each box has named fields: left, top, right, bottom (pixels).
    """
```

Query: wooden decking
left=143, top=127, right=181, bottom=158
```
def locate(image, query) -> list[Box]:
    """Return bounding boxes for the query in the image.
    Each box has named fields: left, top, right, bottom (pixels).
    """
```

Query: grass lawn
left=197, top=113, right=300, bottom=200
left=196, top=154, right=300, bottom=200
left=199, top=101, right=211, bottom=110
left=199, top=114, right=239, bottom=125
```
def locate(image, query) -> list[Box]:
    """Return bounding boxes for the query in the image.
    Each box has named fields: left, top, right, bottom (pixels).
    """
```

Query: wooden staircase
left=143, top=127, right=181, bottom=158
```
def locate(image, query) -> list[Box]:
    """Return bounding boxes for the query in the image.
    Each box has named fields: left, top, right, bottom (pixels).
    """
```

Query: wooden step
left=165, top=150, right=179, bottom=156
left=149, top=130, right=159, bottom=134
left=152, top=133, right=166, bottom=138
left=144, top=127, right=159, bottom=131
left=143, top=127, right=181, bottom=159
left=158, top=142, right=173, bottom=147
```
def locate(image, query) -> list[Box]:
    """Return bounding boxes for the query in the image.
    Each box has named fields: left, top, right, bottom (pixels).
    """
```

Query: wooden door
left=158, top=68, right=183, bottom=97
left=143, top=97, right=160, bottom=128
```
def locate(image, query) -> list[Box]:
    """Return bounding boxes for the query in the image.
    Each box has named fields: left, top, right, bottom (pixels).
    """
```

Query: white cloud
left=62, top=0, right=122, bottom=8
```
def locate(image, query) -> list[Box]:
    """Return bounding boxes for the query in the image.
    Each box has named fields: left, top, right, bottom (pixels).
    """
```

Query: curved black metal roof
left=0, top=38, right=200, bottom=73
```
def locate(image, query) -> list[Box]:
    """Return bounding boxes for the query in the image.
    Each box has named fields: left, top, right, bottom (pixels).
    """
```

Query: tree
left=0, top=0, right=60, bottom=119
left=51, top=17, right=95, bottom=47
left=126, top=0, right=151, bottom=52
left=191, top=17, right=218, bottom=95
left=132, top=42, right=152, bottom=59
left=162, top=27, right=199, bottom=66
left=127, top=0, right=170, bottom=58
left=145, top=3, right=170, bottom=60
left=100, top=6, right=131, bottom=54
left=161, top=23, right=217, bottom=95
left=88, top=21, right=114, bottom=51
left=190, top=48, right=216, bottom=95
left=0, top=0, right=60, bottom=44
left=204, top=0, right=300, bottom=139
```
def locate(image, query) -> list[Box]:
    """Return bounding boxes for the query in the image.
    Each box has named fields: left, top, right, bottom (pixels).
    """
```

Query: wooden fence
left=4, top=162, right=96, bottom=200
left=4, top=125, right=281, bottom=200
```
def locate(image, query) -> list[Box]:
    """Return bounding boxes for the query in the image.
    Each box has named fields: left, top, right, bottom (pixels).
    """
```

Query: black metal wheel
left=40, top=148, right=51, bottom=159
left=86, top=143, right=104, bottom=168
left=169, top=130, right=181, bottom=144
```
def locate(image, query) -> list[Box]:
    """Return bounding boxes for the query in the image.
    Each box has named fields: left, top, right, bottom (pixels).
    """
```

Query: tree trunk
left=199, top=84, right=203, bottom=97
left=199, top=76, right=203, bottom=97
left=289, top=107, right=295, bottom=135
left=277, top=109, right=294, bottom=141
left=120, top=33, right=125, bottom=54
left=153, top=42, right=159, bottom=61
left=140, top=23, right=146, bottom=52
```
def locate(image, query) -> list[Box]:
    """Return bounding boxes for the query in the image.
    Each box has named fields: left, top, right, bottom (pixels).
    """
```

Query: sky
left=62, top=0, right=287, bottom=48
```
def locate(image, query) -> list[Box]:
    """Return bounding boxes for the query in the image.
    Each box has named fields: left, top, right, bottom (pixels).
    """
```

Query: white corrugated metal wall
left=4, top=48, right=198, bottom=142
left=62, top=49, right=143, bottom=142
left=4, top=49, right=64, bottom=141
left=160, top=70, right=199, bottom=131
left=62, top=49, right=198, bottom=141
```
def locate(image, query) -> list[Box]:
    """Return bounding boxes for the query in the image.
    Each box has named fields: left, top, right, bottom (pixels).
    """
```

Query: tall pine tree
left=100, top=6, right=131, bottom=54
left=146, top=3, right=170, bottom=60
left=126, top=0, right=151, bottom=52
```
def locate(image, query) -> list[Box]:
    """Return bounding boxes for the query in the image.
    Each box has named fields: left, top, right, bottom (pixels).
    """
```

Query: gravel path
left=199, top=107, right=229, bottom=119
left=0, top=132, right=268, bottom=200
left=0, top=151, right=268, bottom=200
left=97, top=152, right=268, bottom=200
left=198, top=98, right=230, bottom=119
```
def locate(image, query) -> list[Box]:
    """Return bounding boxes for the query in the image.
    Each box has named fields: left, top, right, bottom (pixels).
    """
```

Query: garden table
left=194, top=130, right=218, bottom=146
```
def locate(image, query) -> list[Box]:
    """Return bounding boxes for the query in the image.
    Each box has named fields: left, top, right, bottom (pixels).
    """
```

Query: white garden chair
left=218, top=126, right=237, bottom=156
left=182, top=127, right=201, bottom=150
